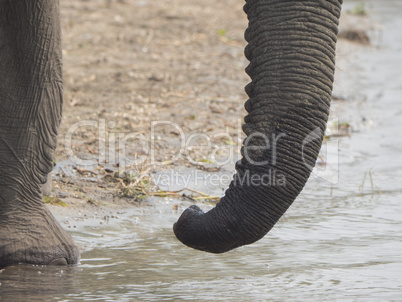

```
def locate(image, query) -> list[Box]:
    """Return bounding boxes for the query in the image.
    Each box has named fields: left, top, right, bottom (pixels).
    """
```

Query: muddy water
left=1, top=1, right=402, bottom=301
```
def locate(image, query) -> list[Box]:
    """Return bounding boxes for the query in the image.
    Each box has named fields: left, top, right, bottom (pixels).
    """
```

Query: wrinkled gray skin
left=0, top=0, right=342, bottom=268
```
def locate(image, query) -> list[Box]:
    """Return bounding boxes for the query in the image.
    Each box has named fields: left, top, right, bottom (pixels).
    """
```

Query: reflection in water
left=1, top=0, right=402, bottom=300
left=0, top=265, right=80, bottom=300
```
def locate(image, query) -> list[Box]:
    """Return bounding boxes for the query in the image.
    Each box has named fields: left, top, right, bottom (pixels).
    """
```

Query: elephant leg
left=0, top=0, right=79, bottom=268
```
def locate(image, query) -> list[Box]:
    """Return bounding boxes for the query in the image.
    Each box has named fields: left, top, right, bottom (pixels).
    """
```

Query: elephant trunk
left=174, top=0, right=342, bottom=253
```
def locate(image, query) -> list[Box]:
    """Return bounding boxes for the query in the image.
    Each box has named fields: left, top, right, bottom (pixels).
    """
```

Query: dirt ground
left=48, top=0, right=373, bottom=216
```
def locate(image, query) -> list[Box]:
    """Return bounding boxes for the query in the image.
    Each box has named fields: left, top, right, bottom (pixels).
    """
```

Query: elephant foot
left=0, top=203, right=80, bottom=269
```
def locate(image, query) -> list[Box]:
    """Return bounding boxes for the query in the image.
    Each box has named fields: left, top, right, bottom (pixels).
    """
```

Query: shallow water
left=1, top=1, right=401, bottom=301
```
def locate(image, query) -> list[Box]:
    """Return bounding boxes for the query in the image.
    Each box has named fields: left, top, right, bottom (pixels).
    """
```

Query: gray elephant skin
left=0, top=0, right=343, bottom=268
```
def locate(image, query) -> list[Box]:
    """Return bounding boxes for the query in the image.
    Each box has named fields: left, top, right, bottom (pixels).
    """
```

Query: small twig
left=182, top=193, right=196, bottom=202
left=75, top=166, right=98, bottom=176
left=192, top=196, right=220, bottom=201
left=182, top=188, right=215, bottom=197
left=149, top=188, right=220, bottom=201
